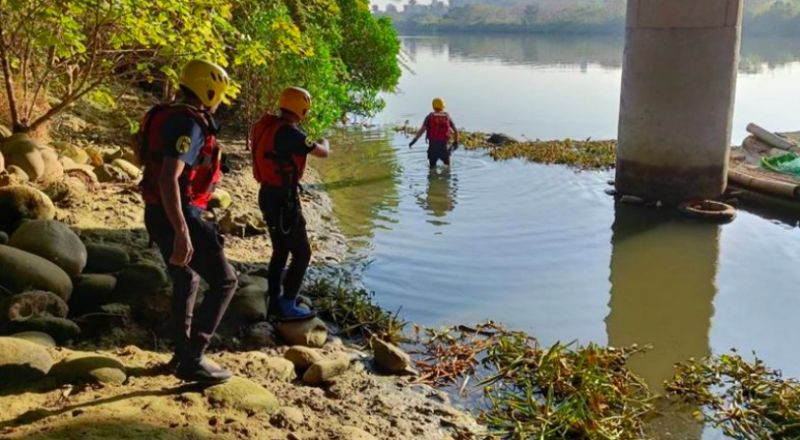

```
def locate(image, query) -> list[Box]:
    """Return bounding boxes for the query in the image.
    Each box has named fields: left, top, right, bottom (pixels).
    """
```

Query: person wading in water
left=137, top=60, right=237, bottom=383
left=250, top=87, right=330, bottom=322
left=409, top=97, right=459, bottom=168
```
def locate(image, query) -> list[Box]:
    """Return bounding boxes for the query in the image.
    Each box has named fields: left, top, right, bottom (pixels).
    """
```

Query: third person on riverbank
left=409, top=97, right=459, bottom=168
left=250, top=87, right=330, bottom=322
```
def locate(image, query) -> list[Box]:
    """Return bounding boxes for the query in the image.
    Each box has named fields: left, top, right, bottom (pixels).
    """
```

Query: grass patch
left=667, top=352, right=800, bottom=439
left=304, top=278, right=407, bottom=344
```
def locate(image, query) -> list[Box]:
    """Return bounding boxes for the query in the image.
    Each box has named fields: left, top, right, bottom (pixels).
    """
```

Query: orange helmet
left=279, top=87, right=312, bottom=120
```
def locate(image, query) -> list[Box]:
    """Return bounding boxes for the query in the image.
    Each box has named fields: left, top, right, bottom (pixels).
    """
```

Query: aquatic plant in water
left=304, top=279, right=407, bottom=343
left=394, top=126, right=617, bottom=170
left=414, top=323, right=656, bottom=439
left=667, top=353, right=800, bottom=439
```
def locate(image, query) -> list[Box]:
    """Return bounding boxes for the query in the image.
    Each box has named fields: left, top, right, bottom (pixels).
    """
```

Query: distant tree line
left=382, top=0, right=800, bottom=36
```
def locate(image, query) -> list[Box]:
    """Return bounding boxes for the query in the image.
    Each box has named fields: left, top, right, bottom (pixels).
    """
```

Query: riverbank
left=0, top=103, right=483, bottom=439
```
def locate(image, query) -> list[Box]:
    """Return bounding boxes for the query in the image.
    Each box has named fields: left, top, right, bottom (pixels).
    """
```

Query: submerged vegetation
left=667, top=353, right=800, bottom=439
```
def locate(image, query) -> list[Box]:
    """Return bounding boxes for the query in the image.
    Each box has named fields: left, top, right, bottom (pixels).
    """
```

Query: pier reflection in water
left=607, top=204, right=717, bottom=438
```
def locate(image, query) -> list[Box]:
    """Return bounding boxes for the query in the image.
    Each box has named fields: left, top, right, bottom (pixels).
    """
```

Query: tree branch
left=27, top=75, right=107, bottom=132
left=0, top=7, right=22, bottom=131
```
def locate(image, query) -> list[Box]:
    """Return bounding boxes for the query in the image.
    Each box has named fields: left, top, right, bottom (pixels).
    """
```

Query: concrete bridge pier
left=616, top=0, right=743, bottom=203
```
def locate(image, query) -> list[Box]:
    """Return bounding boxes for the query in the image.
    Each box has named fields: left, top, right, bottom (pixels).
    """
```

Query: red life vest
left=427, top=112, right=452, bottom=143
left=138, top=104, right=221, bottom=209
left=250, top=114, right=307, bottom=188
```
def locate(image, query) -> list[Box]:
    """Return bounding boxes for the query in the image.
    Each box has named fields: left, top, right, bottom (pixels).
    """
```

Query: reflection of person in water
left=419, top=168, right=457, bottom=221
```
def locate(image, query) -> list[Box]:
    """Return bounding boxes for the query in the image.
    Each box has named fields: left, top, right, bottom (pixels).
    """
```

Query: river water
left=314, top=34, right=800, bottom=438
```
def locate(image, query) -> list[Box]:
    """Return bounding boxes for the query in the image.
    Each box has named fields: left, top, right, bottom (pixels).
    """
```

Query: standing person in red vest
left=137, top=60, right=237, bottom=383
left=409, top=97, right=459, bottom=168
left=250, top=87, right=330, bottom=322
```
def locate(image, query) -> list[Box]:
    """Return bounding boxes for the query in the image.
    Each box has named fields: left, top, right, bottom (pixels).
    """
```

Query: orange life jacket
left=138, top=104, right=221, bottom=209
left=250, top=114, right=307, bottom=188
left=427, top=112, right=452, bottom=143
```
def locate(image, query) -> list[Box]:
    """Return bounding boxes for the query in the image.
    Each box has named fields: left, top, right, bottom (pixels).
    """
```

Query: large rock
left=276, top=317, right=328, bottom=348
left=3, top=290, right=69, bottom=322
left=238, top=274, right=268, bottom=291
left=0, top=134, right=45, bottom=181
left=111, top=158, right=140, bottom=179
left=0, top=231, right=7, bottom=245
left=6, top=316, right=80, bottom=343
left=53, top=142, right=90, bottom=165
left=241, top=352, right=296, bottom=383
left=116, top=262, right=168, bottom=294
left=50, top=354, right=127, bottom=385
left=8, top=220, right=87, bottom=277
left=371, top=337, right=414, bottom=375
left=84, top=243, right=129, bottom=274
left=284, top=346, right=324, bottom=371
left=11, top=331, right=56, bottom=348
left=4, top=165, right=29, bottom=183
left=70, top=274, right=117, bottom=315
left=39, top=148, right=64, bottom=183
left=0, top=245, right=73, bottom=300
left=0, top=336, right=54, bottom=386
left=0, top=185, right=56, bottom=232
left=243, top=321, right=276, bottom=347
left=94, top=164, right=129, bottom=183
left=302, top=353, right=351, bottom=385
left=205, top=377, right=280, bottom=414
left=0, top=124, right=11, bottom=139
left=227, top=284, right=267, bottom=326
left=132, top=289, right=171, bottom=327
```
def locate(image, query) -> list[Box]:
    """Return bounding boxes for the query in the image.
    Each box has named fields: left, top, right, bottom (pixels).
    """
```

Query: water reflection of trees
left=402, top=34, right=800, bottom=71
left=313, top=130, right=400, bottom=246
left=606, top=204, right=719, bottom=439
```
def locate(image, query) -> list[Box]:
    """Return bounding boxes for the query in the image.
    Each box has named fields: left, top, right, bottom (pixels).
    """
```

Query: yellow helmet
left=432, top=97, right=446, bottom=112
left=279, top=87, right=312, bottom=120
left=179, top=60, right=230, bottom=109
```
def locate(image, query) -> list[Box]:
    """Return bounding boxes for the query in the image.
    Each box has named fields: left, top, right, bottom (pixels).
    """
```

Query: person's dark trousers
left=144, top=204, right=238, bottom=362
left=428, top=140, right=451, bottom=168
left=258, top=186, right=312, bottom=307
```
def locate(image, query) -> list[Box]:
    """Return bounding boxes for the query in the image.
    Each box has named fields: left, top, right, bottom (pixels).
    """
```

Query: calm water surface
left=315, top=35, right=800, bottom=438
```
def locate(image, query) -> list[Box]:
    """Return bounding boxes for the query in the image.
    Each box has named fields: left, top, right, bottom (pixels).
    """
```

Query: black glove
left=409, top=139, right=417, bottom=148
left=451, top=142, right=459, bottom=151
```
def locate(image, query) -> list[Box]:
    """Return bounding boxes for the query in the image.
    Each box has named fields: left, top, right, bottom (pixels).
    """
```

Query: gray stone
left=270, top=406, right=305, bottom=429
left=3, top=290, right=69, bottom=322
left=0, top=134, right=45, bottom=181
left=276, top=317, right=328, bottom=348
left=205, top=377, right=280, bottom=414
left=111, top=158, right=140, bottom=179
left=243, top=321, right=277, bottom=347
left=94, top=164, right=129, bottom=183
left=116, top=262, right=168, bottom=294
left=0, top=336, right=54, bottom=386
left=10, top=331, right=56, bottom=348
left=284, top=346, right=324, bottom=371
left=227, top=284, right=267, bottom=325
left=302, top=354, right=351, bottom=385
left=50, top=354, right=127, bottom=385
left=0, top=185, right=55, bottom=232
left=8, top=220, right=87, bottom=277
left=84, top=243, right=129, bottom=274
left=0, top=245, right=73, bottom=300
left=70, top=274, right=118, bottom=315
left=371, top=337, right=415, bottom=375
left=0, top=231, right=7, bottom=244
left=6, top=316, right=80, bottom=343
left=487, top=133, right=518, bottom=146
left=338, top=427, right=377, bottom=440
